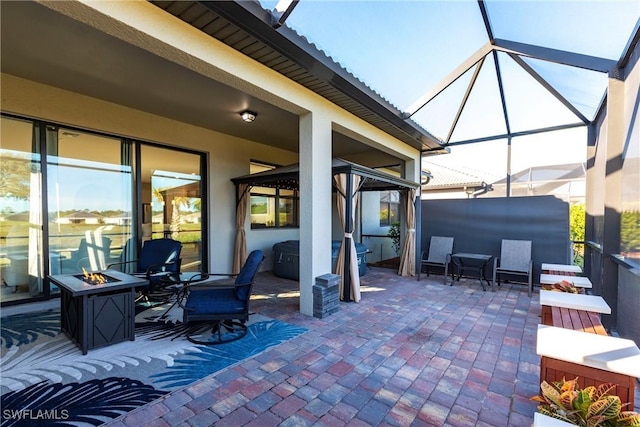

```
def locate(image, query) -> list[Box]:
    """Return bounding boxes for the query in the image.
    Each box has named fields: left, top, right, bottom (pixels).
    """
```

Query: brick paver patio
left=102, top=266, right=637, bottom=426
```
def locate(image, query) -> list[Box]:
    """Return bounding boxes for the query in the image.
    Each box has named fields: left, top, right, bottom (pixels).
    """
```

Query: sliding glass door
left=47, top=127, right=134, bottom=282
left=141, top=145, right=203, bottom=271
left=0, top=117, right=45, bottom=302
left=1, top=114, right=206, bottom=306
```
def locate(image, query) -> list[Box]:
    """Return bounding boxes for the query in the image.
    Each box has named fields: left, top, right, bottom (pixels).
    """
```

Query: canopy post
left=343, top=172, right=353, bottom=302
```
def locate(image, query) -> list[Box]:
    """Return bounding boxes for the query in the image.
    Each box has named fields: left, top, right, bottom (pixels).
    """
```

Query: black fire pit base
left=49, top=270, right=147, bottom=355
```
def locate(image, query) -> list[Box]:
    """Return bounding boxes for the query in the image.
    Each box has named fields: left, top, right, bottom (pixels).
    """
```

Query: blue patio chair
left=178, top=249, right=264, bottom=345
left=492, top=239, right=533, bottom=296
left=108, top=238, right=182, bottom=300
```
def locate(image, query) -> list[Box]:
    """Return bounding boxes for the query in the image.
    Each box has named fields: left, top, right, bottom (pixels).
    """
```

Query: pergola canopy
left=230, top=158, right=419, bottom=192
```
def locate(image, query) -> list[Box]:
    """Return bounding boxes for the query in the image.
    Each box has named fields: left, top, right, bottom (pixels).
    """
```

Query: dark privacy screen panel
left=421, top=196, right=570, bottom=283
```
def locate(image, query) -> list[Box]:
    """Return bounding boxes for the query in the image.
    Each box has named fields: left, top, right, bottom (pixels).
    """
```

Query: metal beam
left=493, top=39, right=616, bottom=73
left=618, top=18, right=640, bottom=69
left=507, top=53, right=590, bottom=124
left=492, top=50, right=513, bottom=195
left=477, top=0, right=494, bottom=43
left=404, top=42, right=494, bottom=117
left=446, top=57, right=485, bottom=143
left=271, top=0, right=300, bottom=29
left=492, top=50, right=511, bottom=136
left=446, top=122, right=586, bottom=146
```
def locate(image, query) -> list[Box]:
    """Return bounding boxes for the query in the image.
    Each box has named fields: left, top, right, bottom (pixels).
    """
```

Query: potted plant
left=387, top=222, right=401, bottom=257
left=531, top=377, right=640, bottom=426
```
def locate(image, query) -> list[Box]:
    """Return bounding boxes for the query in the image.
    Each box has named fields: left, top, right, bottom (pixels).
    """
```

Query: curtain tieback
left=344, top=232, right=353, bottom=239
left=408, top=228, right=416, bottom=232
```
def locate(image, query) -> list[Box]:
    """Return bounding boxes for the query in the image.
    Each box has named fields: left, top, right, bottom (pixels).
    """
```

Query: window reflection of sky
left=46, top=157, right=132, bottom=213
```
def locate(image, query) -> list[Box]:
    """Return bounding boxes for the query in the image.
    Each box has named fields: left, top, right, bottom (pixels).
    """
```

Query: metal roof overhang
left=231, top=158, right=419, bottom=192
left=151, top=1, right=444, bottom=154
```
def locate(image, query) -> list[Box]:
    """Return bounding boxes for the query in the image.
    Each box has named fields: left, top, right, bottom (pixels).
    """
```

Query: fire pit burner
left=75, top=269, right=121, bottom=286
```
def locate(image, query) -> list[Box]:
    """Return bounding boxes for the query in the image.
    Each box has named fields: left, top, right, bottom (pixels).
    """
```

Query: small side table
left=451, top=253, right=493, bottom=291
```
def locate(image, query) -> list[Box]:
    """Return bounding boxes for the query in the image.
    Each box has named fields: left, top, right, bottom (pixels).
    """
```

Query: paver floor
left=102, top=267, right=638, bottom=426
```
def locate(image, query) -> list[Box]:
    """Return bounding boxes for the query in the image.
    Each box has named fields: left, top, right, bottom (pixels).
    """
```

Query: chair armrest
left=204, top=273, right=239, bottom=278
left=145, top=259, right=181, bottom=276
left=107, top=259, right=138, bottom=269
left=176, top=280, right=252, bottom=311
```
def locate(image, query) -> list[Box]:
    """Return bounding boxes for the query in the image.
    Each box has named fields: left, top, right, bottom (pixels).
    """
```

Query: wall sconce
left=240, top=110, right=257, bottom=123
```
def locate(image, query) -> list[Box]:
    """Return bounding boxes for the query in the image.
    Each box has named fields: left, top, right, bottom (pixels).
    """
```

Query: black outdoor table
left=49, top=269, right=147, bottom=354
left=450, top=253, right=493, bottom=291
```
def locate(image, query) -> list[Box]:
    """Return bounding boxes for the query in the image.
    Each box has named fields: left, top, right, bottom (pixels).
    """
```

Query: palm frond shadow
left=1, top=378, right=166, bottom=427
left=1, top=310, right=60, bottom=349
left=151, top=320, right=307, bottom=388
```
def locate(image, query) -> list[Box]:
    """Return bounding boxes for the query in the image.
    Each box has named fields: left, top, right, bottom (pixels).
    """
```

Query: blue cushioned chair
left=178, top=250, right=264, bottom=345
left=108, top=238, right=182, bottom=300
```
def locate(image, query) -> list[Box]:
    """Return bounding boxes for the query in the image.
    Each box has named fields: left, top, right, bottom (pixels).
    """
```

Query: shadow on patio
left=105, top=267, right=639, bottom=426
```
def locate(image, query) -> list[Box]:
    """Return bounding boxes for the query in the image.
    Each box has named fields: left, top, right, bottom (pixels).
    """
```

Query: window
left=249, top=162, right=299, bottom=229
left=0, top=113, right=208, bottom=305
left=379, top=190, right=400, bottom=226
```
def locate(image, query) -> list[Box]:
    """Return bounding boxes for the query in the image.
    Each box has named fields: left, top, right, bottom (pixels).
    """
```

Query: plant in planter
left=387, top=222, right=401, bottom=257
left=542, top=279, right=583, bottom=294
left=531, top=377, right=640, bottom=426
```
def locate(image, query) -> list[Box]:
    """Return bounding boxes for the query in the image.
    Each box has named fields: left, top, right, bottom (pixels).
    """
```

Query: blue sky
left=263, top=0, right=637, bottom=111
left=261, top=0, right=639, bottom=178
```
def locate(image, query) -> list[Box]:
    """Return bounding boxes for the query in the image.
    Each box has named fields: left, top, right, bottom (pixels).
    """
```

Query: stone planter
left=533, top=413, right=574, bottom=427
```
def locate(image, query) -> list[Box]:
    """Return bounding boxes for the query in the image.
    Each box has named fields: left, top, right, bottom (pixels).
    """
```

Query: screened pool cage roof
left=156, top=1, right=639, bottom=156
left=259, top=0, right=638, bottom=147
left=268, top=0, right=640, bottom=145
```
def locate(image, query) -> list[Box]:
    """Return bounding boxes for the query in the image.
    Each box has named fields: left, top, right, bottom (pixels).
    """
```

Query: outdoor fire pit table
left=48, top=269, right=147, bottom=355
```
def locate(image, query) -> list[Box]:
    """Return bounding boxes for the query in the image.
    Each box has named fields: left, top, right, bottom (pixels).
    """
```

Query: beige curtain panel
left=334, top=173, right=362, bottom=302
left=232, top=183, right=250, bottom=274
left=398, top=188, right=417, bottom=276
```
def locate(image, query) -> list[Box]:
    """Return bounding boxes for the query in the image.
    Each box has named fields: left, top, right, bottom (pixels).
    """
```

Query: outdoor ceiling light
left=240, top=110, right=257, bottom=123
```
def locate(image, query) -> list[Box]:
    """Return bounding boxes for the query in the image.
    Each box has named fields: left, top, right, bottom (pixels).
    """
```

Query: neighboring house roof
left=486, top=163, right=586, bottom=201
left=492, top=163, right=586, bottom=186
left=63, top=211, right=102, bottom=219
left=422, top=162, right=492, bottom=194
left=150, top=1, right=443, bottom=154
left=2, top=212, right=30, bottom=222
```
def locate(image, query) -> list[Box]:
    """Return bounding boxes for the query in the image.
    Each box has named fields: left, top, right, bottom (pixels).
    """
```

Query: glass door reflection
left=47, top=128, right=133, bottom=281
left=141, top=145, right=202, bottom=272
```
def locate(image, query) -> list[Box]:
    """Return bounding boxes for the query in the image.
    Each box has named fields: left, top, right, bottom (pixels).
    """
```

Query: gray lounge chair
left=417, top=236, right=454, bottom=284
left=492, top=239, right=533, bottom=296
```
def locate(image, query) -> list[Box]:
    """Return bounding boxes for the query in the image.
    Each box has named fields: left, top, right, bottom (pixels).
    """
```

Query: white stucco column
left=299, top=112, right=332, bottom=316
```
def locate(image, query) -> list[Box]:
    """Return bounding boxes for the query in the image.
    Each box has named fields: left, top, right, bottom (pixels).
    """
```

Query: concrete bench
left=541, top=263, right=582, bottom=274
left=539, top=290, right=610, bottom=326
